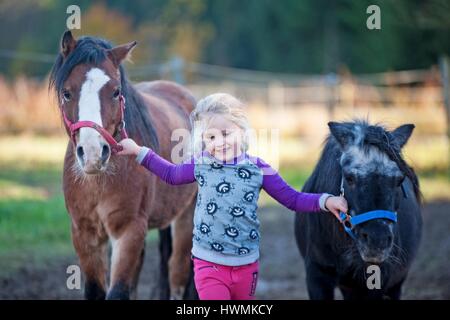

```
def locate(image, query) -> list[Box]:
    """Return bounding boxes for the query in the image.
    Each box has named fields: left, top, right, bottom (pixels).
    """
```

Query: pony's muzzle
left=356, top=223, right=394, bottom=263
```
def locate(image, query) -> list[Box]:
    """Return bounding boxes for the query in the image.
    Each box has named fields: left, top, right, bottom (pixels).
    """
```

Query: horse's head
left=50, top=31, right=137, bottom=174
left=328, top=121, right=415, bottom=264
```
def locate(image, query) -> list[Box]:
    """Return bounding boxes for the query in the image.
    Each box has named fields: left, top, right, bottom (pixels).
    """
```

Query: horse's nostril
left=101, top=144, right=110, bottom=163
left=76, top=146, right=84, bottom=159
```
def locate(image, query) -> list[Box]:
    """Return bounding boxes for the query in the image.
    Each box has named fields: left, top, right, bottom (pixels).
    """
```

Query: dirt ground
left=0, top=201, right=449, bottom=300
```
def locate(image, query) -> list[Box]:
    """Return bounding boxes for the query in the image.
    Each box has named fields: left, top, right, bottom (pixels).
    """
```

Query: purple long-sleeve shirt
left=137, top=148, right=331, bottom=213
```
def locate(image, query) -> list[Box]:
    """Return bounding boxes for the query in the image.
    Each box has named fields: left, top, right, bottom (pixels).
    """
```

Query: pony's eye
left=345, top=175, right=355, bottom=186
left=113, top=88, right=121, bottom=100
left=62, top=90, right=72, bottom=102
left=396, top=175, right=405, bottom=187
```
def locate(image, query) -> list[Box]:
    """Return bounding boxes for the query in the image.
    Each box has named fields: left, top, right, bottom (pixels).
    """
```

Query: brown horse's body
left=63, top=80, right=197, bottom=299
left=51, top=31, right=198, bottom=299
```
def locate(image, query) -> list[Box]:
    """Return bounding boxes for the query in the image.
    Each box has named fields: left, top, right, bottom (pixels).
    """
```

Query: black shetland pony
left=295, top=120, right=422, bottom=299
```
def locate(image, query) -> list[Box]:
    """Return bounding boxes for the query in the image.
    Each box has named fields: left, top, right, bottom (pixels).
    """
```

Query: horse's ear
left=328, top=121, right=354, bottom=148
left=61, top=30, right=77, bottom=58
left=107, top=41, right=138, bottom=68
left=391, top=124, right=415, bottom=148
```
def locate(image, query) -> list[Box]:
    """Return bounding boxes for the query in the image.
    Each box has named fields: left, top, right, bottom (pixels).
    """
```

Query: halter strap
left=337, top=176, right=399, bottom=240
left=61, top=95, right=128, bottom=154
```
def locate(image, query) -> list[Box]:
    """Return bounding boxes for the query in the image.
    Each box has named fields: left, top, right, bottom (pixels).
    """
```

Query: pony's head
left=50, top=31, right=137, bottom=174
left=328, top=120, right=418, bottom=264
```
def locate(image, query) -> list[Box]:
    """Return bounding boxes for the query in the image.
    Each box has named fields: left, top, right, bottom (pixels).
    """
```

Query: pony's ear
left=61, top=30, right=77, bottom=58
left=391, top=124, right=415, bottom=148
left=328, top=121, right=355, bottom=149
left=107, top=41, right=137, bottom=68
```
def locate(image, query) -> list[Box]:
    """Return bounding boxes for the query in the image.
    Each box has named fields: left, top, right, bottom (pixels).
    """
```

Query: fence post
left=439, top=55, right=450, bottom=174
left=268, top=80, right=284, bottom=110
left=325, top=73, right=338, bottom=120
left=170, top=56, right=185, bottom=84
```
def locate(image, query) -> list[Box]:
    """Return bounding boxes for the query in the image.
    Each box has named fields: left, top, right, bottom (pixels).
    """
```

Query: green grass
left=0, top=158, right=72, bottom=275
left=0, top=194, right=73, bottom=274
left=0, top=135, right=159, bottom=275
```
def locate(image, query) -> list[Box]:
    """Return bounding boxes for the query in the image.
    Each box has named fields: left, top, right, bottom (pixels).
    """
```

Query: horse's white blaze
left=78, top=68, right=110, bottom=149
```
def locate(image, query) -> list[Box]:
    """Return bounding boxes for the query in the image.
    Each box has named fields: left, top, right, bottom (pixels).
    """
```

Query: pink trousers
left=193, top=257, right=259, bottom=300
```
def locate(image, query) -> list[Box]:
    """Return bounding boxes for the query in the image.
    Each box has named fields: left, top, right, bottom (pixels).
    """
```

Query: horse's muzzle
left=76, top=141, right=111, bottom=174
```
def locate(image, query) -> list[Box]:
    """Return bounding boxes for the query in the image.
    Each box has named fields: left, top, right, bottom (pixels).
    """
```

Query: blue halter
left=338, top=178, right=398, bottom=240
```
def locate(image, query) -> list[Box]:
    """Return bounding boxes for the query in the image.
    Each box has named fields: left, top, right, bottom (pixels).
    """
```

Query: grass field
left=0, top=135, right=449, bottom=276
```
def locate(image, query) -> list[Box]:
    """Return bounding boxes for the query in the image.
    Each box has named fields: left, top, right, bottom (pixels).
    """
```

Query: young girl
left=117, top=93, right=347, bottom=300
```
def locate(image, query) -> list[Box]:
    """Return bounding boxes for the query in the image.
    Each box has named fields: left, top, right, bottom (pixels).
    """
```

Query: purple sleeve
left=254, top=157, right=323, bottom=213
left=140, top=149, right=195, bottom=185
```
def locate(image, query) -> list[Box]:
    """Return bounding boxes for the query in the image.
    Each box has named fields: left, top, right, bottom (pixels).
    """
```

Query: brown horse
left=49, top=31, right=197, bottom=300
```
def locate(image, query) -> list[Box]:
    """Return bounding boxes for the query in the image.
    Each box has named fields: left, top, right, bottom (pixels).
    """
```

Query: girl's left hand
left=325, top=196, right=348, bottom=220
left=117, top=138, right=141, bottom=156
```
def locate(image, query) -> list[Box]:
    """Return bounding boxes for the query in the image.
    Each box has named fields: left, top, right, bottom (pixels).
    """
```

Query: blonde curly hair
left=189, top=93, right=250, bottom=156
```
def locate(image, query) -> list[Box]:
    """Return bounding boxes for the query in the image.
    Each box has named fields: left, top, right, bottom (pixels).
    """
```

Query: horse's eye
left=113, top=88, right=121, bottom=100
left=345, top=175, right=355, bottom=186
left=396, top=175, right=405, bottom=187
left=62, top=90, right=72, bottom=102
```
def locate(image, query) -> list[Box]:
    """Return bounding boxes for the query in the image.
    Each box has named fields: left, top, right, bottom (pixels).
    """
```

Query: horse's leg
left=385, top=279, right=404, bottom=300
left=71, top=223, right=108, bottom=300
left=305, top=260, right=337, bottom=300
left=107, top=220, right=147, bottom=300
left=168, top=202, right=195, bottom=300
left=129, top=243, right=145, bottom=299
left=158, top=226, right=172, bottom=299
left=182, top=259, right=198, bottom=300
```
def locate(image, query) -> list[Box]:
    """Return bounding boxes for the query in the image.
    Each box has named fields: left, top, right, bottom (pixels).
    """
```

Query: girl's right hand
left=117, top=138, right=141, bottom=156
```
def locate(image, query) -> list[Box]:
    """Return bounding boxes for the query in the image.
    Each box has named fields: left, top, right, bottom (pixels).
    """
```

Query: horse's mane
left=304, top=119, right=421, bottom=202
left=49, top=36, right=159, bottom=151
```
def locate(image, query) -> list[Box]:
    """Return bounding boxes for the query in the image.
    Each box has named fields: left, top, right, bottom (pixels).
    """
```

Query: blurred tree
left=0, top=0, right=449, bottom=78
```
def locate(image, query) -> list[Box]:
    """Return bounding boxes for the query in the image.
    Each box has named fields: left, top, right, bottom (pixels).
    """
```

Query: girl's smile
left=203, top=115, right=245, bottom=162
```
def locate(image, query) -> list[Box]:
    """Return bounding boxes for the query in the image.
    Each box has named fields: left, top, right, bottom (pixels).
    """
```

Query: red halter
left=61, top=95, right=128, bottom=154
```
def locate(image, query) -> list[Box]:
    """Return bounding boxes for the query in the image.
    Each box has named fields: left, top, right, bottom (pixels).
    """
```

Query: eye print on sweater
left=236, top=167, right=252, bottom=181
left=214, top=178, right=234, bottom=196
left=248, top=229, right=259, bottom=241
left=223, top=225, right=240, bottom=241
left=228, top=205, right=246, bottom=220
left=243, top=190, right=255, bottom=203
left=198, top=221, right=213, bottom=237
left=209, top=162, right=224, bottom=171
left=210, top=242, right=225, bottom=252
left=195, top=174, right=206, bottom=187
left=237, top=246, right=250, bottom=255
left=205, top=199, right=219, bottom=217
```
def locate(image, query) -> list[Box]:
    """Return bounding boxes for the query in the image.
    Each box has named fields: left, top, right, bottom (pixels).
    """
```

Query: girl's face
left=203, top=115, right=244, bottom=162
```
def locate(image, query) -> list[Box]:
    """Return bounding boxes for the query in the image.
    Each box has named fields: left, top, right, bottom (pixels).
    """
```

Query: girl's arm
left=255, top=157, right=333, bottom=213
left=135, top=147, right=196, bottom=185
